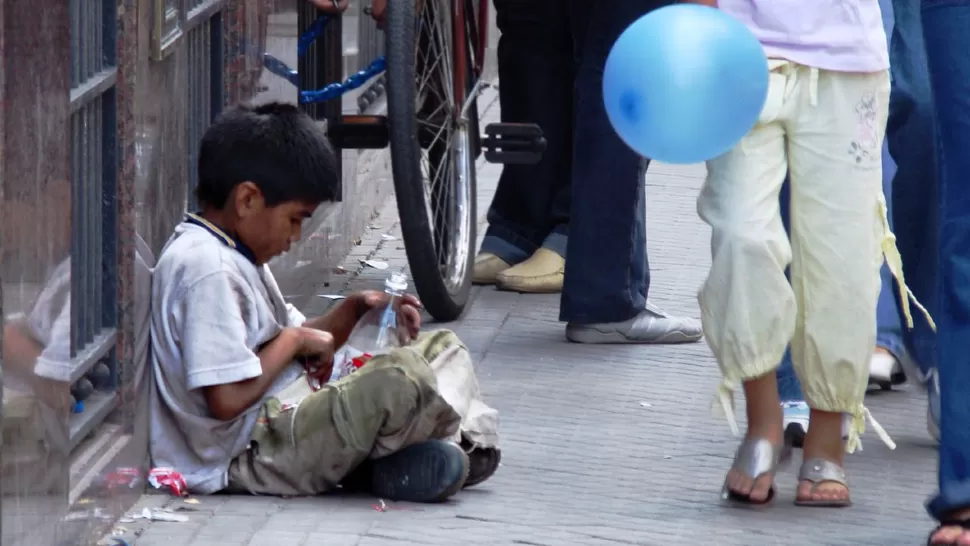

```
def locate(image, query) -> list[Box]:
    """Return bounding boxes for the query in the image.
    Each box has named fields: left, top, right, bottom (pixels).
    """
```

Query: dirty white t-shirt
left=149, top=220, right=305, bottom=494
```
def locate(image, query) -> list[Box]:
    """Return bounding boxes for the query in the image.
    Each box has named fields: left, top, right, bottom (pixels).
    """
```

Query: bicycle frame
left=456, top=0, right=490, bottom=122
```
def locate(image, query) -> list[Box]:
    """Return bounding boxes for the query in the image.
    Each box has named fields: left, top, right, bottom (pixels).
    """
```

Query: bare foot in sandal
left=723, top=373, right=786, bottom=504
left=724, top=433, right=784, bottom=503
left=796, top=410, right=851, bottom=507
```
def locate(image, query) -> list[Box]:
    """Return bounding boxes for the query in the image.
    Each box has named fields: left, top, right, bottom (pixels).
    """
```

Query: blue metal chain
left=262, top=53, right=299, bottom=86
left=298, top=15, right=330, bottom=56
left=300, top=57, right=386, bottom=103
left=260, top=14, right=386, bottom=104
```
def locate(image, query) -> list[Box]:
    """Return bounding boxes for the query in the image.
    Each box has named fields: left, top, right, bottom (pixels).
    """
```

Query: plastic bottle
left=328, top=271, right=409, bottom=383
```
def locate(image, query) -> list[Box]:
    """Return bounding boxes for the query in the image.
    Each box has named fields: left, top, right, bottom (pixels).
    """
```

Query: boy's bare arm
left=302, top=291, right=424, bottom=348
left=203, top=327, right=333, bottom=420
left=302, top=296, right=365, bottom=350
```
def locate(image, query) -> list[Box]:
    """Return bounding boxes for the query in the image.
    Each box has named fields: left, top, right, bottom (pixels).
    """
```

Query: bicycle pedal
left=328, top=115, right=390, bottom=150
left=481, top=123, right=546, bottom=165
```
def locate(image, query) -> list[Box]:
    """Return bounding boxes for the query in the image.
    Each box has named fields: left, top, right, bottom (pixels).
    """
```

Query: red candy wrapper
left=351, top=353, right=373, bottom=370
left=148, top=468, right=188, bottom=496
left=101, top=467, right=143, bottom=491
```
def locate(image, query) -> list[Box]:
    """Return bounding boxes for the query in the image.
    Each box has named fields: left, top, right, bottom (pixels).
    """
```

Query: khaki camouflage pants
left=226, top=330, right=473, bottom=496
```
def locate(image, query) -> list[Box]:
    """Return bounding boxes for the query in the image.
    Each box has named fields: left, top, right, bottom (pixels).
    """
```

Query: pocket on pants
left=757, top=61, right=790, bottom=125
left=734, top=61, right=789, bottom=156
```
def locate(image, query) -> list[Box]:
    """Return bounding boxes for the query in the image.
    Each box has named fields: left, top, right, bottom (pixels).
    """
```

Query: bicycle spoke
left=412, top=0, right=463, bottom=271
left=385, top=0, right=477, bottom=319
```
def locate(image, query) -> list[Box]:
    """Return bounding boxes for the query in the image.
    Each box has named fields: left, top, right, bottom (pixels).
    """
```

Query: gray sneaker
left=565, top=302, right=703, bottom=344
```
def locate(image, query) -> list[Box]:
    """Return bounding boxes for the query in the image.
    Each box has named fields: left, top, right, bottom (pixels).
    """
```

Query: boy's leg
left=922, top=0, right=970, bottom=539
left=787, top=67, right=889, bottom=502
left=406, top=329, right=502, bottom=487
left=227, top=351, right=462, bottom=498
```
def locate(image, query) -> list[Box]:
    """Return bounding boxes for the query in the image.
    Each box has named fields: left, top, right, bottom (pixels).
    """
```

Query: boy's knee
left=350, top=360, right=435, bottom=413
left=411, top=329, right=463, bottom=361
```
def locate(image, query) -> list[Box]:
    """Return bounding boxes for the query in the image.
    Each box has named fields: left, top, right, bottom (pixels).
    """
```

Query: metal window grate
left=354, top=4, right=386, bottom=113
left=185, top=12, right=223, bottom=210
left=67, top=0, right=119, bottom=450
left=70, top=0, right=105, bottom=88
left=356, top=11, right=384, bottom=75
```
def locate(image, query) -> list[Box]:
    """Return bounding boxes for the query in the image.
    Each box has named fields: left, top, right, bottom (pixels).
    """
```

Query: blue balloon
left=603, top=5, right=768, bottom=164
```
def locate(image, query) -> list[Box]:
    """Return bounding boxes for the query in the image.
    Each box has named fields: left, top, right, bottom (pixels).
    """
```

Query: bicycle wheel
left=385, top=0, right=479, bottom=322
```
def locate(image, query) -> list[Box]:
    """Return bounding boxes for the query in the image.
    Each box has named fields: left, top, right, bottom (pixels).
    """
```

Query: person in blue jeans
left=921, top=1, right=970, bottom=543
left=479, top=0, right=704, bottom=343
left=776, top=0, right=942, bottom=446
left=560, top=0, right=703, bottom=344
left=471, top=0, right=573, bottom=294
left=888, top=0, right=942, bottom=444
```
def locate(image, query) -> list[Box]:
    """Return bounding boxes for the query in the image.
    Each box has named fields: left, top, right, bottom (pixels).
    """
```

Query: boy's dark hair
left=196, top=102, right=339, bottom=209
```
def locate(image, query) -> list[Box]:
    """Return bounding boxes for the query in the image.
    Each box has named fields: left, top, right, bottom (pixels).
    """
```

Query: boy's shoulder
left=155, top=223, right=256, bottom=295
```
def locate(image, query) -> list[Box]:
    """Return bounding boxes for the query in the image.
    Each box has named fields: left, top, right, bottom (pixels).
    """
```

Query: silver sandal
left=721, top=436, right=791, bottom=505
left=793, top=458, right=851, bottom=508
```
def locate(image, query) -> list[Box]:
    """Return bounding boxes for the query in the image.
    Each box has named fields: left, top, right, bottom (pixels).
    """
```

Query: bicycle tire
left=384, top=0, right=480, bottom=322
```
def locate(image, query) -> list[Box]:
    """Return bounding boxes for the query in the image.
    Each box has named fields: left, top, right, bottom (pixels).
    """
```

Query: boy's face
left=232, top=182, right=318, bottom=264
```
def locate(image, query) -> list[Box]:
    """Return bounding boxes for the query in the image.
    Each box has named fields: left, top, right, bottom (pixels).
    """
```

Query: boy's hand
left=294, top=327, right=335, bottom=383
left=355, top=291, right=423, bottom=343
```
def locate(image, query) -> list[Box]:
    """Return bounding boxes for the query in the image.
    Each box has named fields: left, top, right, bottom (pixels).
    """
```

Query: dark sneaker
left=462, top=443, right=501, bottom=488
left=369, top=440, right=469, bottom=503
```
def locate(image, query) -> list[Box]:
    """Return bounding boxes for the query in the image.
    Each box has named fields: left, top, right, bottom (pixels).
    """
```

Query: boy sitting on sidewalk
left=149, top=102, right=498, bottom=501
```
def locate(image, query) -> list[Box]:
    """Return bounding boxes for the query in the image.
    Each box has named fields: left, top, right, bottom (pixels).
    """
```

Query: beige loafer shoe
left=495, top=248, right=564, bottom=294
left=472, top=252, right=512, bottom=285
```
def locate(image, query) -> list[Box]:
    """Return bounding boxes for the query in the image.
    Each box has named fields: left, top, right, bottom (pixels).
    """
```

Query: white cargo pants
left=697, top=60, right=930, bottom=452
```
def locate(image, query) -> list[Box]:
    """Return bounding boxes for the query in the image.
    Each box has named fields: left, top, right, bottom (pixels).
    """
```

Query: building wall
left=0, top=1, right=393, bottom=544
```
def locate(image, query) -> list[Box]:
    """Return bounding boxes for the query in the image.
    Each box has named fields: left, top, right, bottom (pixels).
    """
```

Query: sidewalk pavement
left=110, top=94, right=938, bottom=546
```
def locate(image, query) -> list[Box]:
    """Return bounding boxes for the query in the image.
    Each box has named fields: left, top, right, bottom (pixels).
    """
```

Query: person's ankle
left=742, top=373, right=783, bottom=441
left=803, top=409, right=845, bottom=462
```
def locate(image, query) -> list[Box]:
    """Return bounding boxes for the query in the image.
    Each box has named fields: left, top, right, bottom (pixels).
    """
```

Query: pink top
left=716, top=0, right=889, bottom=72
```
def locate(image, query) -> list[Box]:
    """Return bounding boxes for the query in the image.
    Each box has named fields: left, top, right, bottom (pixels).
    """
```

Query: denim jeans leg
left=889, top=0, right=938, bottom=378
left=873, top=0, right=908, bottom=361
left=542, top=228, right=568, bottom=259
left=482, top=0, right=575, bottom=264
left=921, top=0, right=970, bottom=520
left=560, top=0, right=673, bottom=324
